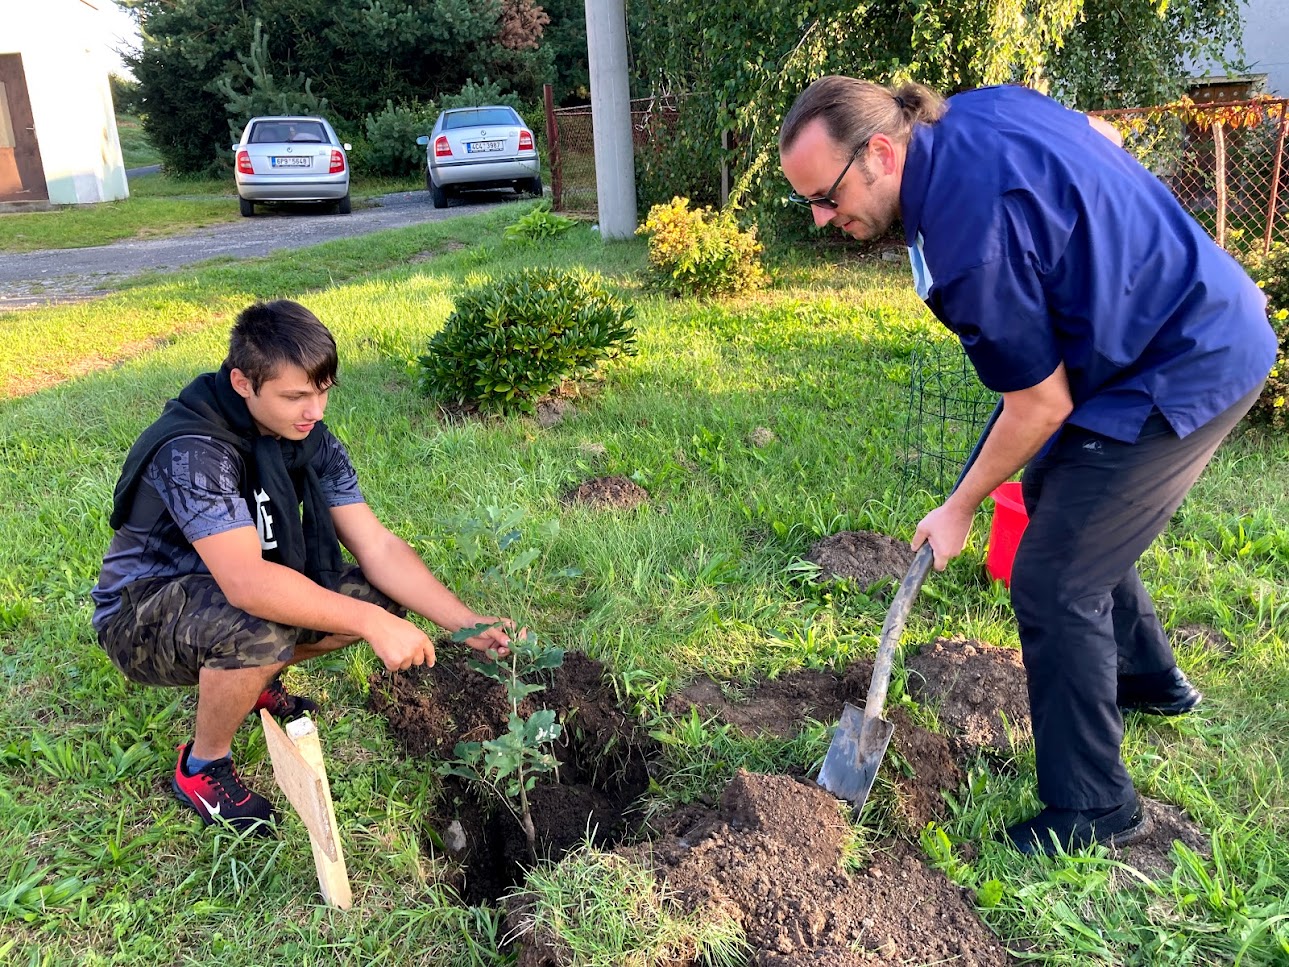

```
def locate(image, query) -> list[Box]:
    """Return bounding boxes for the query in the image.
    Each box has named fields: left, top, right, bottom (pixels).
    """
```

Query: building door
left=0, top=53, right=48, bottom=202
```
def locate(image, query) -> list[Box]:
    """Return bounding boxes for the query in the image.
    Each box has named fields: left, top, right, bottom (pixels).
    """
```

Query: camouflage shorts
left=97, top=564, right=402, bottom=687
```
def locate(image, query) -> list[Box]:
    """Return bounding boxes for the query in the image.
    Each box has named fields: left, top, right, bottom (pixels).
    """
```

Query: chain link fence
left=1093, top=97, right=1289, bottom=255
left=543, top=88, right=680, bottom=215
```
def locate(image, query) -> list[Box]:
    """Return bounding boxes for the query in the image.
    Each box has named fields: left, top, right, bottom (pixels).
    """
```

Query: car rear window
left=248, top=120, right=329, bottom=144
left=443, top=108, right=520, bottom=130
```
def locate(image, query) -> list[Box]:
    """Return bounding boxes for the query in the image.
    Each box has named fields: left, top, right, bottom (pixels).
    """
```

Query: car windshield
left=443, top=108, right=519, bottom=130
left=248, top=120, right=329, bottom=144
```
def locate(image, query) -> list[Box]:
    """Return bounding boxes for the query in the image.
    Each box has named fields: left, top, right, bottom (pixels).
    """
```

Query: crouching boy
left=92, top=300, right=513, bottom=833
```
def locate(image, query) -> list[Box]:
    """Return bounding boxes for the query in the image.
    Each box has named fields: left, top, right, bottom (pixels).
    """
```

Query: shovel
left=818, top=400, right=1003, bottom=816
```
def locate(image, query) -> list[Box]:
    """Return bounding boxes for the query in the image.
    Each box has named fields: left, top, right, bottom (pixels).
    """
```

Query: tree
left=118, top=0, right=560, bottom=174
left=1047, top=0, right=1246, bottom=109
left=627, top=0, right=1248, bottom=236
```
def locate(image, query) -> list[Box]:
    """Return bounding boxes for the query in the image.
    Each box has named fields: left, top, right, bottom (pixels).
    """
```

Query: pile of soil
left=561, top=475, right=649, bottom=509
left=906, top=636, right=1033, bottom=754
left=565, top=771, right=1014, bottom=967
left=805, top=531, right=915, bottom=588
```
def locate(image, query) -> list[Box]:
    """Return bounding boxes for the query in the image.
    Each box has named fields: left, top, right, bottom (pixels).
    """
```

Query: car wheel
left=529, top=173, right=544, bottom=197
left=425, top=167, right=433, bottom=193
left=430, top=176, right=447, bottom=209
left=239, top=196, right=255, bottom=217
left=336, top=192, right=352, bottom=215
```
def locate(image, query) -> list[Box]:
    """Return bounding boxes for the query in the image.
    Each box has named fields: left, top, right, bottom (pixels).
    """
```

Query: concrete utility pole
left=584, top=0, right=637, bottom=239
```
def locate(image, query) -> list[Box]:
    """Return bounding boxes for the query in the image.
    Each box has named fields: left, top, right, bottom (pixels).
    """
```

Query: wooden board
left=260, top=710, right=352, bottom=908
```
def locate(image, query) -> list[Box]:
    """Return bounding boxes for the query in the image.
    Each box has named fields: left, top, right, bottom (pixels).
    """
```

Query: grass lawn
left=0, top=210, right=1286, bottom=964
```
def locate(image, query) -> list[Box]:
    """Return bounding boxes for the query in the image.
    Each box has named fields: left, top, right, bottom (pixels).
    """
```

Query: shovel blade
left=817, top=702, right=895, bottom=814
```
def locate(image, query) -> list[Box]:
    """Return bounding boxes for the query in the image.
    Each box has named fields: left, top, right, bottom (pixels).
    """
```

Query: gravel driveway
left=0, top=189, right=523, bottom=310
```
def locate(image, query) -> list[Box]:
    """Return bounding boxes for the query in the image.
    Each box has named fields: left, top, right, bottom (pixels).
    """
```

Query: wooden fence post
left=1212, top=120, right=1228, bottom=250
left=1264, top=103, right=1288, bottom=256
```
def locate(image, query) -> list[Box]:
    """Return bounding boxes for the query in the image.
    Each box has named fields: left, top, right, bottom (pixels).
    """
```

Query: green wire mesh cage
left=903, top=342, right=998, bottom=495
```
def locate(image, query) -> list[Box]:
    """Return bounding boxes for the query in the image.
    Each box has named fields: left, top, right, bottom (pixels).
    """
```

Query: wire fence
left=1092, top=96, right=1289, bottom=255
left=543, top=87, right=680, bottom=214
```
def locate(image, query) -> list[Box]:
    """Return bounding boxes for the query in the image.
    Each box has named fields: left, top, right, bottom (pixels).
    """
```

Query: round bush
left=418, top=268, right=637, bottom=414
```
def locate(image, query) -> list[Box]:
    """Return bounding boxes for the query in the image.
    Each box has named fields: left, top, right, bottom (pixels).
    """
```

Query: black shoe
left=1006, top=794, right=1149, bottom=856
left=252, top=675, right=320, bottom=720
left=1118, top=667, right=1202, bottom=716
left=172, top=742, right=277, bottom=835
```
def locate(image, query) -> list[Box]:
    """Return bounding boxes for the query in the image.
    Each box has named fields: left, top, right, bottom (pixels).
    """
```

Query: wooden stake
left=260, top=710, right=353, bottom=909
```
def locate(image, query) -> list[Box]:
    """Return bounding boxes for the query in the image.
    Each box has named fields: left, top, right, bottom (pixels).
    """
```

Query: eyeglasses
left=787, top=138, right=871, bottom=210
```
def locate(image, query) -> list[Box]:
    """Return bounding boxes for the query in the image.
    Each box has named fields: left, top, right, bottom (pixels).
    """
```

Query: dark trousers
left=1011, top=386, right=1260, bottom=809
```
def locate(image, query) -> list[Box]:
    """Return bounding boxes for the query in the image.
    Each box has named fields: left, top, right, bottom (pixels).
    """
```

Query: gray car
left=233, top=115, right=352, bottom=216
left=417, top=106, right=541, bottom=209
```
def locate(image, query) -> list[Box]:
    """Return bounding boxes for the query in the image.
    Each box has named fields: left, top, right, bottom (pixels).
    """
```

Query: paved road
left=0, top=189, right=523, bottom=310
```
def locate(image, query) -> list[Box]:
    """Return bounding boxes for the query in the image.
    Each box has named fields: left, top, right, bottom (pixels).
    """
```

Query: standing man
left=92, top=300, right=515, bottom=834
left=779, top=78, right=1276, bottom=854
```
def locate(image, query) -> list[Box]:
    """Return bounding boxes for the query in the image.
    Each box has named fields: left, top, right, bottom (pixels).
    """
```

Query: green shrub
left=356, top=99, right=438, bottom=177
left=504, top=204, right=576, bottom=242
left=1240, top=244, right=1289, bottom=431
left=636, top=196, right=767, bottom=297
left=418, top=268, right=636, bottom=414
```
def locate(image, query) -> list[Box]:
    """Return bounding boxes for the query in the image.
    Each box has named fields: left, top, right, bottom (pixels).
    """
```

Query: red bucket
left=985, top=482, right=1028, bottom=587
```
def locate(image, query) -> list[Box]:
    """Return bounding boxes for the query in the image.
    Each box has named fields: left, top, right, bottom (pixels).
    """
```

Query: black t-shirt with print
left=91, top=430, right=363, bottom=630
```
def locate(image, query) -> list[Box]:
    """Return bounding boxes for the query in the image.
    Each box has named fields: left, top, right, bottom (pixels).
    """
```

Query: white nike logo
left=193, top=791, right=221, bottom=818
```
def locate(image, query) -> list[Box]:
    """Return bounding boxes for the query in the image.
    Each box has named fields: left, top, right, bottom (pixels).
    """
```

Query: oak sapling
left=439, top=622, right=565, bottom=858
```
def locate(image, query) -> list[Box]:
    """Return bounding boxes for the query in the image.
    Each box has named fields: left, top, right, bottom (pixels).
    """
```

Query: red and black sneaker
left=172, top=742, right=276, bottom=834
left=252, top=675, right=320, bottom=721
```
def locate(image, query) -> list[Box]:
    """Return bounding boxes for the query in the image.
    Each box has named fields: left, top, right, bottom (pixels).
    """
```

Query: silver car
left=417, top=106, right=541, bottom=209
left=233, top=115, right=352, bottom=216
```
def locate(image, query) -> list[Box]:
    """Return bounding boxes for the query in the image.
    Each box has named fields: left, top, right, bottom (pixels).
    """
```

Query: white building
left=1189, top=0, right=1289, bottom=98
left=0, top=0, right=128, bottom=208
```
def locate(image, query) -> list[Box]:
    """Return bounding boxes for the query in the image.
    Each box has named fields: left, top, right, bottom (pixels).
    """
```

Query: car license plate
left=466, top=140, right=504, bottom=153
left=271, top=156, right=311, bottom=167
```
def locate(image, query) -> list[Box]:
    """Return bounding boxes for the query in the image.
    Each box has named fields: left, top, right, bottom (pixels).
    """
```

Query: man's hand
left=461, top=614, right=514, bottom=658
left=912, top=499, right=977, bottom=571
left=366, top=610, right=437, bottom=671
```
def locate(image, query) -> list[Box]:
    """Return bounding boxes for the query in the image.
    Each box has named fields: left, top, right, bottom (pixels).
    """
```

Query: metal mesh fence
left=544, top=93, right=679, bottom=214
left=903, top=343, right=999, bottom=495
left=1093, top=97, right=1289, bottom=255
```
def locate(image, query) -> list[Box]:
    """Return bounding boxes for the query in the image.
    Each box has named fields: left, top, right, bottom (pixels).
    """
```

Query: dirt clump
left=905, top=636, right=1033, bottom=754
left=1111, top=798, right=1210, bottom=880
left=613, top=770, right=1015, bottom=966
left=1171, top=621, right=1234, bottom=657
left=561, top=475, right=648, bottom=510
left=805, top=531, right=914, bottom=588
left=535, top=397, right=573, bottom=428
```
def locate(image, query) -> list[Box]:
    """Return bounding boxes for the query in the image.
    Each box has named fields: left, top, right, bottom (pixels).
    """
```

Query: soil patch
left=535, top=397, right=573, bottom=428
left=369, top=649, right=655, bottom=902
left=1111, top=798, right=1210, bottom=880
left=905, top=637, right=1033, bottom=754
left=805, top=531, right=914, bottom=589
left=1172, top=621, right=1234, bottom=658
left=561, top=475, right=648, bottom=510
left=594, top=771, right=1016, bottom=967
left=667, top=665, right=963, bottom=831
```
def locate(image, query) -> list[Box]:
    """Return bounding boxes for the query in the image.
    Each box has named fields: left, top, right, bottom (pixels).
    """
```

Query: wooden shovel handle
left=861, top=396, right=1004, bottom=728
left=861, top=543, right=934, bottom=727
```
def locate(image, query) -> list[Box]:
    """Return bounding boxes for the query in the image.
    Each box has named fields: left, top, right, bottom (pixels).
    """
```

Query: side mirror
left=415, top=135, right=429, bottom=146
left=342, top=143, right=352, bottom=151
left=231, top=143, right=240, bottom=152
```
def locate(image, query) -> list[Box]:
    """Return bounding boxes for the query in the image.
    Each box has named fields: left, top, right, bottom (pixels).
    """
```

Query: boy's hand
left=461, top=614, right=514, bottom=658
left=367, top=611, right=437, bottom=671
